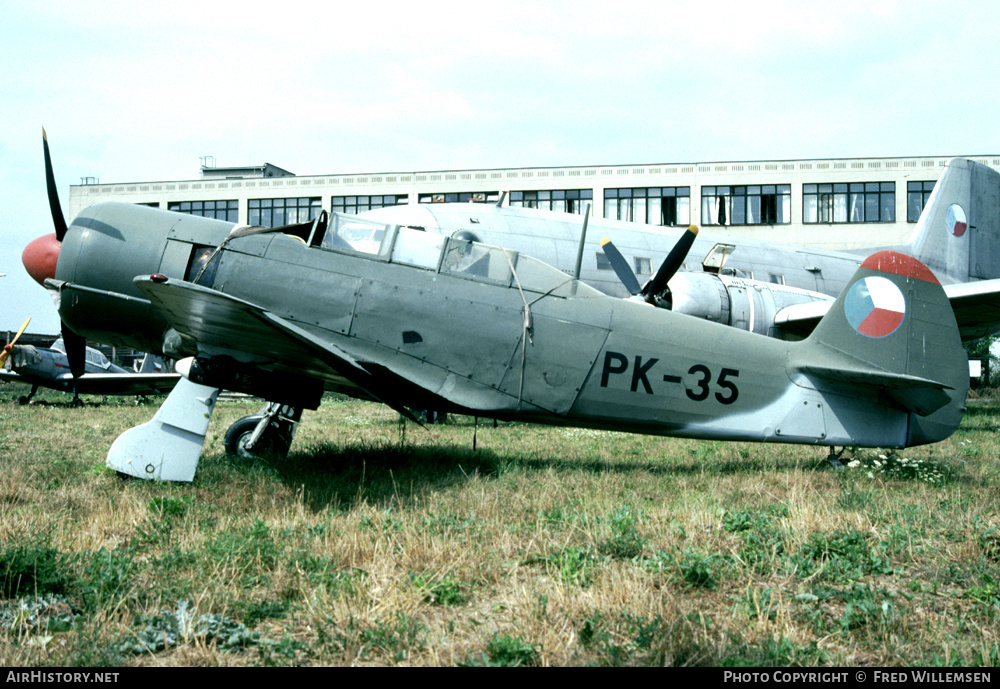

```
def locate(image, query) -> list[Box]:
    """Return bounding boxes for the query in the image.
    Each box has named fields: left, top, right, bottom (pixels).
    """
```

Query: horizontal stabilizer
left=796, top=364, right=953, bottom=416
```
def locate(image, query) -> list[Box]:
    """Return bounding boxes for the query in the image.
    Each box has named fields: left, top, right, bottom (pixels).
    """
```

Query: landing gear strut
left=224, top=402, right=301, bottom=460
left=827, top=446, right=845, bottom=469
left=17, top=385, right=39, bottom=405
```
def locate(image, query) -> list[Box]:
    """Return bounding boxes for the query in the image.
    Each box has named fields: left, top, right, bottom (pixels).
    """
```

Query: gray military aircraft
left=359, top=159, right=1000, bottom=342
left=20, top=133, right=969, bottom=482
left=0, top=328, right=178, bottom=405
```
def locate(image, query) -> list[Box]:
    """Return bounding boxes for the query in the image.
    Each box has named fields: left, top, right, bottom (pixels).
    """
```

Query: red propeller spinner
left=22, top=232, right=60, bottom=286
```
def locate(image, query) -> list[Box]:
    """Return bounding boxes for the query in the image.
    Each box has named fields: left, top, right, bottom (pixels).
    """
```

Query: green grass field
left=1, top=382, right=998, bottom=666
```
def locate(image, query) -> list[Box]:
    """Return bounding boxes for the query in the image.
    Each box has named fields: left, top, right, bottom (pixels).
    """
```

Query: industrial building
left=67, top=154, right=1000, bottom=252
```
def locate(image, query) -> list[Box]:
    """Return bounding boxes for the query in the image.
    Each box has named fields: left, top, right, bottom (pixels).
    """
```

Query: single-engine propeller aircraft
left=1, top=317, right=178, bottom=405
left=359, top=158, right=1000, bottom=342
left=21, top=132, right=969, bottom=482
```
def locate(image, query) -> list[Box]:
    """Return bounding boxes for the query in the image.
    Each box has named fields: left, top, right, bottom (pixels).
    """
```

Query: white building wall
left=68, top=154, right=1000, bottom=251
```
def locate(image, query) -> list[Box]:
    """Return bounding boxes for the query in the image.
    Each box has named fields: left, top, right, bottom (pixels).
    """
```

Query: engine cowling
left=665, top=272, right=832, bottom=339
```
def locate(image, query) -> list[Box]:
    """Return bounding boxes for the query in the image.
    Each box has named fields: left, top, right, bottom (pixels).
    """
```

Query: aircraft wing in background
left=773, top=279, right=1000, bottom=343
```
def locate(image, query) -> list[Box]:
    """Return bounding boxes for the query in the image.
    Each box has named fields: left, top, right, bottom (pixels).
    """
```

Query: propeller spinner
left=601, top=225, right=699, bottom=306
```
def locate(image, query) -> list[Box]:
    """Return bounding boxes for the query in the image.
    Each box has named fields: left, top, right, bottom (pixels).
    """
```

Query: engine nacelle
left=666, top=272, right=831, bottom=339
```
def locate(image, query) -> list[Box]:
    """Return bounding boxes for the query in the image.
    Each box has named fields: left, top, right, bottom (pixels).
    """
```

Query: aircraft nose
left=22, top=232, right=60, bottom=285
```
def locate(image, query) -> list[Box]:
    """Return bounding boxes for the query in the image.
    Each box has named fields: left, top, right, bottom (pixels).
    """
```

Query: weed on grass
left=460, top=632, right=540, bottom=666
left=0, top=534, right=77, bottom=598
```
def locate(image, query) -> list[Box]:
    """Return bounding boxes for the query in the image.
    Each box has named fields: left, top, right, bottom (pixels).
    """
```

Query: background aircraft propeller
left=601, top=225, right=699, bottom=305
left=0, top=317, right=31, bottom=368
left=599, top=238, right=642, bottom=295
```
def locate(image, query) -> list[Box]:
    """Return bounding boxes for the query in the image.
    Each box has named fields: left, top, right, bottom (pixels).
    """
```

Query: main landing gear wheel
left=224, top=402, right=301, bottom=460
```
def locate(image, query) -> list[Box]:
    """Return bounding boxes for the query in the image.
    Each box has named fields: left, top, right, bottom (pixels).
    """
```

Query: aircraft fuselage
left=51, top=202, right=965, bottom=449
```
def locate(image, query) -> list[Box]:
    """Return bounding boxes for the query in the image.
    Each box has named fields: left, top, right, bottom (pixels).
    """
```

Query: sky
left=3, top=0, right=1000, bottom=333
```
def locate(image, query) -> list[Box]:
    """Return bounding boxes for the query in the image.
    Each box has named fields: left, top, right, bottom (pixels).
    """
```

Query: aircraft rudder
left=803, top=250, right=968, bottom=444
left=137, top=352, right=165, bottom=373
left=907, top=158, right=1000, bottom=282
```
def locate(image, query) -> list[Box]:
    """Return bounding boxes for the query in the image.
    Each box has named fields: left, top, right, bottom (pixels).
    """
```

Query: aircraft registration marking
left=599, top=351, right=740, bottom=404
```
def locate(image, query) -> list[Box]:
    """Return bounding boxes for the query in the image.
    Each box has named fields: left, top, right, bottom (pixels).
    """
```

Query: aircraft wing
left=773, top=300, right=830, bottom=339
left=0, top=368, right=178, bottom=396
left=775, top=279, right=1000, bottom=342
left=942, top=279, right=1000, bottom=341
left=131, top=276, right=423, bottom=421
left=65, top=372, right=180, bottom=396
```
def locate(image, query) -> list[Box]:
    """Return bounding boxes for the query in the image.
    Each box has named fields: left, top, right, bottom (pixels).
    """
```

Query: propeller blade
left=0, top=317, right=31, bottom=368
left=643, top=225, right=699, bottom=300
left=62, top=322, right=86, bottom=379
left=43, top=128, right=69, bottom=242
left=40, top=130, right=84, bottom=379
left=600, top=238, right=643, bottom=295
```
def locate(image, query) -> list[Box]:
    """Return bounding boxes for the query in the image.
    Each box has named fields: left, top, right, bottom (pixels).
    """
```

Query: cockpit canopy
left=310, top=212, right=601, bottom=299
left=51, top=340, right=112, bottom=370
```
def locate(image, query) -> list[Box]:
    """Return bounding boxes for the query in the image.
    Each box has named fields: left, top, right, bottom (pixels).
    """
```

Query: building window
left=332, top=195, right=408, bottom=215
left=701, top=185, right=790, bottom=225
left=418, top=191, right=499, bottom=204
left=509, top=189, right=593, bottom=214
left=168, top=200, right=238, bottom=223
left=248, top=197, right=320, bottom=227
left=803, top=182, right=895, bottom=223
left=604, top=187, right=690, bottom=226
left=907, top=181, right=935, bottom=222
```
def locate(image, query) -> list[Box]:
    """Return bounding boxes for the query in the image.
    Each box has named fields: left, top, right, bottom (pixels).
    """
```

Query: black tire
left=224, top=415, right=292, bottom=459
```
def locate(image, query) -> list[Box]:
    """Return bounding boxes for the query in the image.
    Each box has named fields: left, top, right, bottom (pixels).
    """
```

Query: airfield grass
left=0, top=382, right=998, bottom=666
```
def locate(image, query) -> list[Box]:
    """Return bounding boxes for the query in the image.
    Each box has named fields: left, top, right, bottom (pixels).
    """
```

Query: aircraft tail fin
left=796, top=251, right=968, bottom=446
left=906, top=158, right=1000, bottom=282
left=136, top=352, right=165, bottom=374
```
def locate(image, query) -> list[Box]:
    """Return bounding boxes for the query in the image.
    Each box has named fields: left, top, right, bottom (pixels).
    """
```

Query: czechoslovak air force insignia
left=844, top=275, right=906, bottom=338
left=947, top=203, right=967, bottom=237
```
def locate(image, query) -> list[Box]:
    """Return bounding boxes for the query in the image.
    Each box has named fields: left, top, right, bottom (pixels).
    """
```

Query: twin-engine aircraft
left=0, top=318, right=178, bottom=405
left=359, top=158, right=1000, bottom=343
left=20, top=133, right=969, bottom=481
